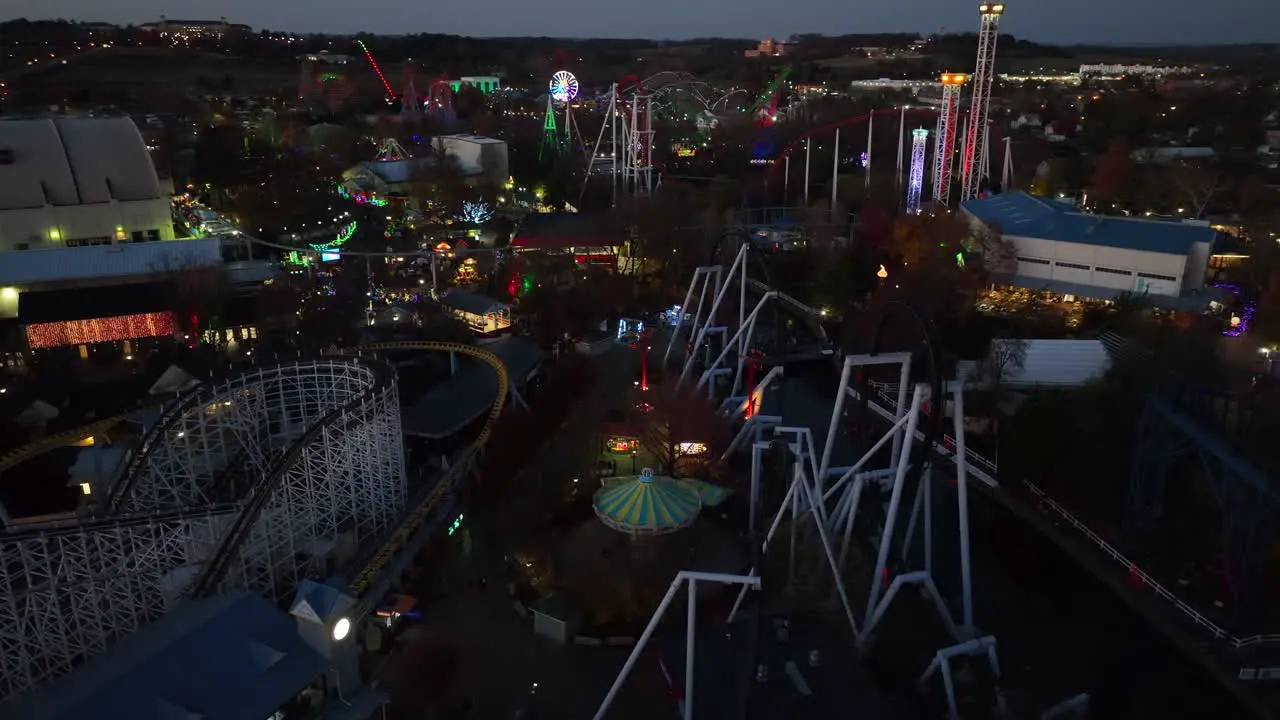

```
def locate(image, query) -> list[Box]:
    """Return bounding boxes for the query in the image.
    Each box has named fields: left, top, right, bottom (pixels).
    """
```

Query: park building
left=0, top=117, right=274, bottom=367
left=960, top=191, right=1225, bottom=308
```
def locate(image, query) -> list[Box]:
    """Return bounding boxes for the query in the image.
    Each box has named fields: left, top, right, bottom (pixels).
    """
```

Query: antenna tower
left=400, top=65, right=422, bottom=121
left=906, top=128, right=928, bottom=215
left=624, top=94, right=654, bottom=196
left=931, top=73, right=968, bottom=206
left=959, top=2, right=1005, bottom=202
left=540, top=95, right=562, bottom=160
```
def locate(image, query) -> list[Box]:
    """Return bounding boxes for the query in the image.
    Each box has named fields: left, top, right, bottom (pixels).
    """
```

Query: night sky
left=11, top=0, right=1279, bottom=45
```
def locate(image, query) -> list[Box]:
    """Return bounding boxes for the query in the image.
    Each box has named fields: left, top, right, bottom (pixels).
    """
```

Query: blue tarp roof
left=961, top=191, right=1219, bottom=255
left=400, top=336, right=541, bottom=438
left=6, top=593, right=327, bottom=720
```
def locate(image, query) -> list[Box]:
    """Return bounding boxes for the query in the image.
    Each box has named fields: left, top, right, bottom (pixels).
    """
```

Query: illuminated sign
left=749, top=158, right=775, bottom=165
left=676, top=146, right=697, bottom=158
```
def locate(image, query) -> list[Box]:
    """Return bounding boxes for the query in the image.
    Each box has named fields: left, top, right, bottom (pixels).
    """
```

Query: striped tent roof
left=593, top=468, right=702, bottom=536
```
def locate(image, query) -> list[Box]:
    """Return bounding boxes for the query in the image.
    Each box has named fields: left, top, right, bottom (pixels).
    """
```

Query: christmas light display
left=355, top=39, right=396, bottom=100
left=549, top=70, right=579, bottom=103
left=960, top=3, right=1006, bottom=201
left=458, top=200, right=494, bottom=224
left=27, top=312, right=177, bottom=349
left=1214, top=282, right=1256, bottom=337
left=310, top=221, right=358, bottom=251
left=906, top=128, right=928, bottom=215
left=336, top=184, right=388, bottom=207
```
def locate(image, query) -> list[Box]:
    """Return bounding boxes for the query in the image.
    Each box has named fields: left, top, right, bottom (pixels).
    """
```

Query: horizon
left=6, top=1, right=1279, bottom=47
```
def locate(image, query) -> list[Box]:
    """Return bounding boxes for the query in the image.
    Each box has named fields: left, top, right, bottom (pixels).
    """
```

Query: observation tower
left=959, top=2, right=1005, bottom=202
left=932, top=73, right=968, bottom=206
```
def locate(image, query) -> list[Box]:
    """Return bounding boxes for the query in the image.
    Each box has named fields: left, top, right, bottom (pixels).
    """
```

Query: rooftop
left=438, top=288, right=507, bottom=316
left=0, top=238, right=221, bottom=287
left=0, top=117, right=163, bottom=211
left=437, top=133, right=506, bottom=145
left=512, top=212, right=618, bottom=249
left=960, top=191, right=1219, bottom=255
left=5, top=592, right=327, bottom=720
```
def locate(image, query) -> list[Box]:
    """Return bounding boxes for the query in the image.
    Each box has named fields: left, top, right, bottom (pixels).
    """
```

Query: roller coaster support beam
left=916, top=635, right=1007, bottom=720
left=677, top=243, right=749, bottom=389
left=694, top=292, right=776, bottom=394
left=664, top=266, right=718, bottom=366
left=725, top=425, right=862, bottom=645
left=594, top=571, right=761, bottom=720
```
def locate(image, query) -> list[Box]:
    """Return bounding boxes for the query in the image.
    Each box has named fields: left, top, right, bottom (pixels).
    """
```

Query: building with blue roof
left=2, top=592, right=354, bottom=720
left=961, top=191, right=1221, bottom=306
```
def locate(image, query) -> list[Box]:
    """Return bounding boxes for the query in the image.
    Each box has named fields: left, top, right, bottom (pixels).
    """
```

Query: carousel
left=552, top=468, right=741, bottom=625
left=593, top=468, right=729, bottom=536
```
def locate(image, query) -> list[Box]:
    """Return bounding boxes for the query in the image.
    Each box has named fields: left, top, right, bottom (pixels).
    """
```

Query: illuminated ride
left=0, top=343, right=509, bottom=703
left=906, top=128, right=929, bottom=215
left=597, top=232, right=1009, bottom=718
left=356, top=39, right=397, bottom=101
left=549, top=70, right=579, bottom=103
left=959, top=2, right=1006, bottom=201
left=932, top=73, right=968, bottom=206
left=426, top=76, right=456, bottom=122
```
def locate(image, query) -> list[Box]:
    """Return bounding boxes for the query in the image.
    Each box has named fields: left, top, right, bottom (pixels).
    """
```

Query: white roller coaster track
left=0, top=342, right=509, bottom=703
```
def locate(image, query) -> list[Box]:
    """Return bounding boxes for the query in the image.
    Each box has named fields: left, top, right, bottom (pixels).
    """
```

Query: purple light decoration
left=1213, top=282, right=1255, bottom=337
left=906, top=129, right=928, bottom=215
left=859, top=151, right=869, bottom=168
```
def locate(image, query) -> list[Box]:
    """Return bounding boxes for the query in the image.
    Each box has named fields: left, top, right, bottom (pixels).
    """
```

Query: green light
left=448, top=514, right=464, bottom=536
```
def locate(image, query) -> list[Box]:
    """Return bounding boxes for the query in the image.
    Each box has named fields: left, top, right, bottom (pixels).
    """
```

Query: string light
left=26, top=312, right=176, bottom=349
left=310, top=221, right=358, bottom=251
left=458, top=200, right=494, bottom=224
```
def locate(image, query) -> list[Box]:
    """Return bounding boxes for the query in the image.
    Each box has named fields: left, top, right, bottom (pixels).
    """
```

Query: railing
left=866, top=380, right=999, bottom=477
left=863, top=378, right=1280, bottom=652
left=1024, top=480, right=1280, bottom=651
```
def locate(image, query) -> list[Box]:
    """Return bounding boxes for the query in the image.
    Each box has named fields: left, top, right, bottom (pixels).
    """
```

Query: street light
left=631, top=449, right=637, bottom=475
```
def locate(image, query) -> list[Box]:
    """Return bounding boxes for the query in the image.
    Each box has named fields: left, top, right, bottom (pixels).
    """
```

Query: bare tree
left=148, top=251, right=229, bottom=336
left=974, top=337, right=1028, bottom=458
left=1167, top=161, right=1223, bottom=219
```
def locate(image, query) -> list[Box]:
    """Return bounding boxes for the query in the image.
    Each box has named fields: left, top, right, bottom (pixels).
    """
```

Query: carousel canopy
left=593, top=468, right=702, bottom=536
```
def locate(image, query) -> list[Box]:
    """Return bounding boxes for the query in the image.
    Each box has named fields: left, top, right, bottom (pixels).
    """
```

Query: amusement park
left=2, top=4, right=1280, bottom=720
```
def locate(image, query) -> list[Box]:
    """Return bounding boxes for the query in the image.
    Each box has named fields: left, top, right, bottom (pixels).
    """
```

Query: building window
left=131, top=231, right=145, bottom=243
left=146, top=229, right=161, bottom=242
left=66, top=236, right=112, bottom=248
left=115, top=227, right=127, bottom=242
left=1055, top=261, right=1090, bottom=270
left=1095, top=266, right=1133, bottom=276
left=1137, top=271, right=1177, bottom=282
left=1017, top=256, right=1051, bottom=265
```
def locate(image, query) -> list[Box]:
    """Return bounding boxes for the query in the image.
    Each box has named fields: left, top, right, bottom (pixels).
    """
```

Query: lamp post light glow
left=877, top=265, right=889, bottom=279
left=332, top=617, right=352, bottom=641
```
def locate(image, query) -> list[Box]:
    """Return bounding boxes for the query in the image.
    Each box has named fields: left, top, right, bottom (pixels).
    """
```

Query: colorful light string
left=457, top=200, right=494, bottom=224
left=337, top=183, right=388, bottom=207
left=356, top=39, right=396, bottom=100
left=310, top=221, right=358, bottom=252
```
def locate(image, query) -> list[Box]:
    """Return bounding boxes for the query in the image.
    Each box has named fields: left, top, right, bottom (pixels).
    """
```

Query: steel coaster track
left=1, top=341, right=509, bottom=605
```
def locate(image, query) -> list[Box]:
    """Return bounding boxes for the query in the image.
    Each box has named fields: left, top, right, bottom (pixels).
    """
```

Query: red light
left=26, top=312, right=177, bottom=349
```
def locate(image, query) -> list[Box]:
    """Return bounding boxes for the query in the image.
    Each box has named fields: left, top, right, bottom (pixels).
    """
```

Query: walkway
left=384, top=342, right=671, bottom=718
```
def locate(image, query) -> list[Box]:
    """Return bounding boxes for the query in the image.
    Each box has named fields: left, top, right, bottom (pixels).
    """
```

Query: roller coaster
left=0, top=341, right=508, bottom=702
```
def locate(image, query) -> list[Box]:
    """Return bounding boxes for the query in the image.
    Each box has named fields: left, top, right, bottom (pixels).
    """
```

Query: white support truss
left=0, top=358, right=407, bottom=702
left=959, top=3, right=1005, bottom=202
left=593, top=571, right=761, bottom=720
left=625, top=94, right=654, bottom=196
left=722, top=353, right=1006, bottom=718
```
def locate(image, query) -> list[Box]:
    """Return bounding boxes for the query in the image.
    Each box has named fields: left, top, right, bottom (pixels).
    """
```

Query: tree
left=635, top=376, right=730, bottom=478
left=975, top=337, right=1027, bottom=465
left=1088, top=142, right=1133, bottom=208
left=1165, top=162, right=1224, bottom=219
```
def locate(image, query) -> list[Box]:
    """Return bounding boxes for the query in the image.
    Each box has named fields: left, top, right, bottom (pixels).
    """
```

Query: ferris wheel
left=549, top=70, right=579, bottom=103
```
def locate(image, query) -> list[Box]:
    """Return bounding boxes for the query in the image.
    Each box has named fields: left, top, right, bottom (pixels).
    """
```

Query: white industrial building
left=0, top=117, right=176, bottom=252
left=961, top=191, right=1220, bottom=306
left=432, top=134, right=509, bottom=187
